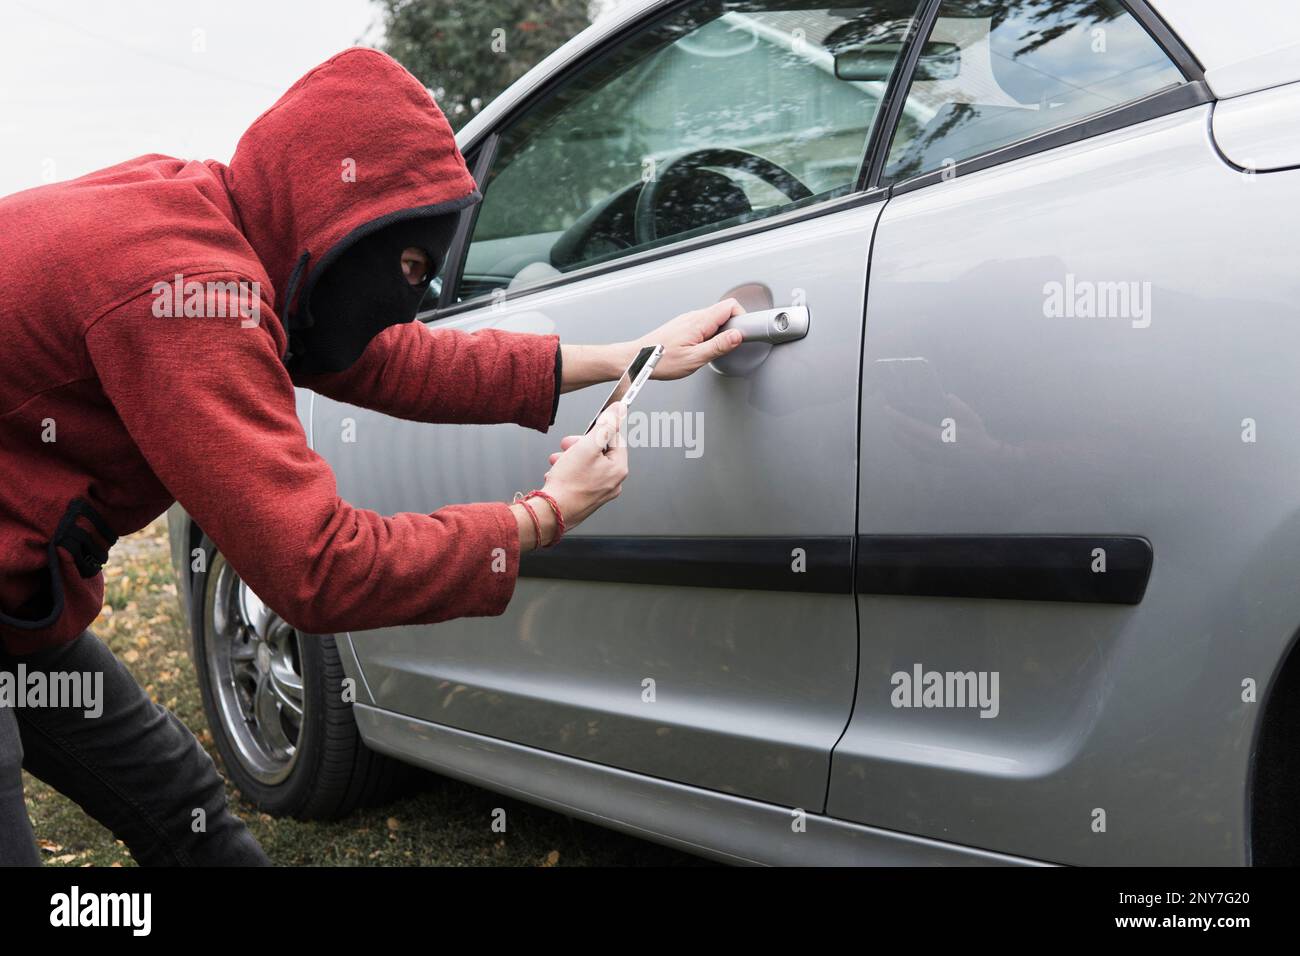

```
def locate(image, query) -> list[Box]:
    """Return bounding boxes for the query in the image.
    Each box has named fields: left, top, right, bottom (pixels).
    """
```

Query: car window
left=453, top=0, right=923, bottom=304
left=883, top=0, right=1186, bottom=184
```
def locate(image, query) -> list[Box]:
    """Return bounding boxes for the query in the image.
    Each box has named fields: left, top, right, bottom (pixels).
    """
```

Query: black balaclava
left=285, top=212, right=459, bottom=375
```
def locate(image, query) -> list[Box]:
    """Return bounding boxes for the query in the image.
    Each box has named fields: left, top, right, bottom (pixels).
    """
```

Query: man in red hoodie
left=0, top=48, right=743, bottom=865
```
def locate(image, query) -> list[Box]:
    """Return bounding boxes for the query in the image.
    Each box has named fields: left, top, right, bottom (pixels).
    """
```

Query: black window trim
left=423, top=184, right=890, bottom=322
left=1125, top=0, right=1206, bottom=81
left=435, top=134, right=499, bottom=311
left=859, top=0, right=947, bottom=190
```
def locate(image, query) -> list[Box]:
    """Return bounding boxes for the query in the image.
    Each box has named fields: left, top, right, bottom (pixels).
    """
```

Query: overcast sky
left=0, top=0, right=381, bottom=197
left=0, top=1, right=633, bottom=198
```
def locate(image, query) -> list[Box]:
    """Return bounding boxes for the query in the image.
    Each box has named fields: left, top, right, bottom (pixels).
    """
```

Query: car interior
left=439, top=1, right=927, bottom=306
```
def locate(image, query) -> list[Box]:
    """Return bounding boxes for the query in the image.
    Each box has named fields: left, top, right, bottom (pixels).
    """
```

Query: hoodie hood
left=220, top=47, right=479, bottom=359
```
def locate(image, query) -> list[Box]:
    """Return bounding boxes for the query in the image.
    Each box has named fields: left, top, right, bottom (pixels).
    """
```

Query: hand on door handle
left=722, top=306, right=810, bottom=344
left=710, top=306, right=810, bottom=375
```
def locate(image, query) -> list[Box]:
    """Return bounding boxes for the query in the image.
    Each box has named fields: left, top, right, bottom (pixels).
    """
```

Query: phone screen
left=586, top=345, right=660, bottom=434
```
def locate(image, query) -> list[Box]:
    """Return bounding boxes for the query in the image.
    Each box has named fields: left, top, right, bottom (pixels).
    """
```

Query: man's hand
left=513, top=403, right=629, bottom=550
left=558, top=298, right=748, bottom=393
left=637, top=298, right=746, bottom=380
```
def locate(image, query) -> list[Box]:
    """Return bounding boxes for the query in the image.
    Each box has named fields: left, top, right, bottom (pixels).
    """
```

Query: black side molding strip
left=857, top=535, right=1153, bottom=605
left=518, top=534, right=1153, bottom=605
left=519, top=536, right=854, bottom=594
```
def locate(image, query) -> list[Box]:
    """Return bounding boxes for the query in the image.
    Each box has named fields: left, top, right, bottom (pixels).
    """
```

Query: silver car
left=169, top=0, right=1300, bottom=865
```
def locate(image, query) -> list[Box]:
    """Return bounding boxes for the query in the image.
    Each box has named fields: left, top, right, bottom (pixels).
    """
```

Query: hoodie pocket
left=0, top=498, right=117, bottom=631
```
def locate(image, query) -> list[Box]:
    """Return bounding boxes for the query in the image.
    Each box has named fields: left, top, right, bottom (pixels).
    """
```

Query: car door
left=824, top=0, right=1276, bottom=864
left=312, top=0, right=923, bottom=811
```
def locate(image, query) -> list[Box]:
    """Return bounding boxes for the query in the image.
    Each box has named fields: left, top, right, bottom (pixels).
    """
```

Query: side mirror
left=834, top=41, right=961, bottom=83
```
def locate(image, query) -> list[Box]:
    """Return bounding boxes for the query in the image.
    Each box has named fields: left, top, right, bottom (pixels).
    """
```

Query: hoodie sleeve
left=84, top=291, right=524, bottom=635
left=291, top=321, right=561, bottom=431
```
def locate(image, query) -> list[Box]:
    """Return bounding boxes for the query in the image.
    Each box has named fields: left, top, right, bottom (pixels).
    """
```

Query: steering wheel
left=633, top=147, right=813, bottom=246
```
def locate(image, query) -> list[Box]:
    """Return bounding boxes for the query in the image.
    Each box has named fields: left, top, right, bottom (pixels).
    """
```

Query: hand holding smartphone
left=585, top=344, right=664, bottom=441
left=535, top=349, right=651, bottom=539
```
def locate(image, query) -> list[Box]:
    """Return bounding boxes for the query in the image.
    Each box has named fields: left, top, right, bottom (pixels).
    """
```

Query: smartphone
left=586, top=344, right=664, bottom=435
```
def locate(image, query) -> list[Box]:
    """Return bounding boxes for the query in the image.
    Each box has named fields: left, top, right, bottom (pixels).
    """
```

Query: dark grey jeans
left=0, top=630, right=269, bottom=866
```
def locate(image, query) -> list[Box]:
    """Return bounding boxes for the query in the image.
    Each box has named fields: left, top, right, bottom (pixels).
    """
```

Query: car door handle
left=725, top=305, right=810, bottom=344
left=711, top=306, right=810, bottom=376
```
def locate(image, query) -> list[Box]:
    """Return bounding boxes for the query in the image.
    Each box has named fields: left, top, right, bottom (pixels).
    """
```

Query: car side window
left=452, top=0, right=924, bottom=304
left=883, top=0, right=1186, bottom=185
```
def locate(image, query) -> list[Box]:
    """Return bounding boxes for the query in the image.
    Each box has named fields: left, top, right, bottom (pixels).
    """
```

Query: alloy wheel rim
left=208, top=557, right=304, bottom=785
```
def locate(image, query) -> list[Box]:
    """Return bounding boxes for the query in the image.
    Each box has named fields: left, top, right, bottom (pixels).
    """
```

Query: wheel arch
left=1249, top=623, right=1300, bottom=865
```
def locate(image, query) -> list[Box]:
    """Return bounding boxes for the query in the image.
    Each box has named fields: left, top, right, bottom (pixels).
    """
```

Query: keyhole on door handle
left=710, top=306, right=810, bottom=376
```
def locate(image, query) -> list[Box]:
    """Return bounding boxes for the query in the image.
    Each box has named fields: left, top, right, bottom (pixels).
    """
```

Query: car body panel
left=352, top=701, right=1050, bottom=866
left=314, top=198, right=883, bottom=810
left=1150, top=0, right=1300, bottom=98
left=828, top=104, right=1300, bottom=865
left=1212, top=81, right=1300, bottom=171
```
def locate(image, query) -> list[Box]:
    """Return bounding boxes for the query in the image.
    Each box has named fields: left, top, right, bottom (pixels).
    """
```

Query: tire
left=189, top=535, right=410, bottom=819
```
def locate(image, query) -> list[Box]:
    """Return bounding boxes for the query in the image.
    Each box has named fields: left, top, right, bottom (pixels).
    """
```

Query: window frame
left=424, top=0, right=1208, bottom=323
left=425, top=0, right=920, bottom=322
left=864, top=0, right=1210, bottom=195
left=434, top=138, right=498, bottom=311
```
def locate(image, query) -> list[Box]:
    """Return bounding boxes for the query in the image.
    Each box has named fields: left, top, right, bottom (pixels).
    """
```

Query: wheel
left=189, top=536, right=410, bottom=819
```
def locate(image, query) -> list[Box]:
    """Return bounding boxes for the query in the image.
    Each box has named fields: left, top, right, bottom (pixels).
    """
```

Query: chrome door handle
left=711, top=306, right=810, bottom=375
left=724, top=305, right=810, bottom=344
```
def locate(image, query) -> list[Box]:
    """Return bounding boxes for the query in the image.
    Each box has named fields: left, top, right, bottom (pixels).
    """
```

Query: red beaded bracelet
left=525, top=490, right=566, bottom=545
left=513, top=489, right=565, bottom=547
left=513, top=495, right=543, bottom=550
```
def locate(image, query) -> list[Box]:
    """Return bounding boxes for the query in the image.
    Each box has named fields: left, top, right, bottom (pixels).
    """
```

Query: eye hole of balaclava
left=287, top=212, right=459, bottom=376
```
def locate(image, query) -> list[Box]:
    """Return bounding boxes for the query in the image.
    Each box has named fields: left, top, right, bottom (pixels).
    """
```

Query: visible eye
left=400, top=247, right=431, bottom=284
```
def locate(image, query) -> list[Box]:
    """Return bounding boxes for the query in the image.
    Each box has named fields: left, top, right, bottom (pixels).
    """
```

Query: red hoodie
left=0, top=48, right=559, bottom=654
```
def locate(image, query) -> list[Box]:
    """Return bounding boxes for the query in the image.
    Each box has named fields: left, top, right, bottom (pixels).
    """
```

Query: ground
left=23, top=519, right=708, bottom=867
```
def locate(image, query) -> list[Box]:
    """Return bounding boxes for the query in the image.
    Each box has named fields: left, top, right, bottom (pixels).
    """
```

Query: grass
left=22, top=519, right=709, bottom=867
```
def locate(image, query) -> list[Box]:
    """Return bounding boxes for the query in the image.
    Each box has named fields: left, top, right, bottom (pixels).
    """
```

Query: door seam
left=821, top=192, right=891, bottom=814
